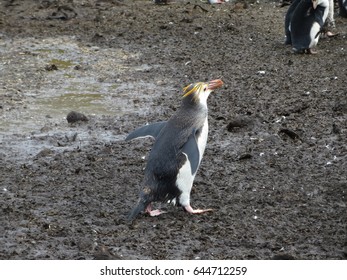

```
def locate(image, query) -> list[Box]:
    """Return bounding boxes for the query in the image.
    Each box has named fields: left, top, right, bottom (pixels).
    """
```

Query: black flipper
left=284, top=0, right=301, bottom=45
left=181, top=129, right=200, bottom=175
left=125, top=121, right=167, bottom=141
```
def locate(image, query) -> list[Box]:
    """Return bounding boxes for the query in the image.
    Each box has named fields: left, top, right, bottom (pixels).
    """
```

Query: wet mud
left=0, top=0, right=346, bottom=259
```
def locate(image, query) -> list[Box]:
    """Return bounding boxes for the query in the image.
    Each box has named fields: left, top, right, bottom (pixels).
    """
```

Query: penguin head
left=182, top=79, right=223, bottom=107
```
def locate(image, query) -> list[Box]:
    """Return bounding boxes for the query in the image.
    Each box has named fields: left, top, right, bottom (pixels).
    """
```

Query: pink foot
left=307, top=48, right=317, bottom=54
left=326, top=31, right=338, bottom=38
left=184, top=205, right=214, bottom=214
left=148, top=209, right=167, bottom=216
left=145, top=204, right=166, bottom=216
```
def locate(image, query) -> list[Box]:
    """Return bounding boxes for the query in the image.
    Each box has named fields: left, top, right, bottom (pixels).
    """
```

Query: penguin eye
left=203, top=87, right=207, bottom=92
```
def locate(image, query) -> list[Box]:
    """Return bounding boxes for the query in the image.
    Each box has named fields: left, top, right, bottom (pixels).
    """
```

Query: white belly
left=309, top=22, right=321, bottom=48
left=176, top=118, right=208, bottom=207
left=197, top=118, right=209, bottom=165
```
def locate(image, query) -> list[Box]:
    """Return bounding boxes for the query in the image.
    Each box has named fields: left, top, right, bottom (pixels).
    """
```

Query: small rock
left=238, top=153, right=252, bottom=160
left=35, top=148, right=53, bottom=158
left=93, top=245, right=123, bottom=260
left=66, top=111, right=88, bottom=123
left=332, top=123, right=340, bottom=134
left=332, top=102, right=347, bottom=114
left=40, top=125, right=51, bottom=133
left=154, top=0, right=170, bottom=4
left=278, top=128, right=300, bottom=140
left=45, top=64, right=58, bottom=71
left=227, top=116, right=254, bottom=132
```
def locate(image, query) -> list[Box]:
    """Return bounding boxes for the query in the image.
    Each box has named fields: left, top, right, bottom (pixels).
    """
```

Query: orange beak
left=208, top=79, right=224, bottom=90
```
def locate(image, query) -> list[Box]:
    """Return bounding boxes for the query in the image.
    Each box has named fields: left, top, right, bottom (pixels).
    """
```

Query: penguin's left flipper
left=125, top=121, right=167, bottom=141
left=181, top=129, right=200, bottom=175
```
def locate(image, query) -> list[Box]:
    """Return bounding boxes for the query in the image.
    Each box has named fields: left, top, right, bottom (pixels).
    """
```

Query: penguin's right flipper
left=125, top=121, right=167, bottom=141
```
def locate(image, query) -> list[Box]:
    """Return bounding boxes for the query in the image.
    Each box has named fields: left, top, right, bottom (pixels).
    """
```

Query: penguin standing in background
left=126, top=79, right=223, bottom=221
left=286, top=0, right=330, bottom=54
left=154, top=0, right=169, bottom=4
left=338, top=0, right=347, bottom=17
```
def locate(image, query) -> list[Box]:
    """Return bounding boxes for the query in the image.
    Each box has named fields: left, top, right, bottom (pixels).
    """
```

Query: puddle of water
left=0, top=36, right=168, bottom=162
left=0, top=79, right=161, bottom=137
left=1, top=92, right=111, bottom=136
left=37, top=93, right=107, bottom=115
left=48, top=59, right=74, bottom=68
left=0, top=36, right=160, bottom=134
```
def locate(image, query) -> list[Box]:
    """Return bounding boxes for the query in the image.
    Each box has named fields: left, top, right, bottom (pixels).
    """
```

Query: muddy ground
left=0, top=0, right=346, bottom=260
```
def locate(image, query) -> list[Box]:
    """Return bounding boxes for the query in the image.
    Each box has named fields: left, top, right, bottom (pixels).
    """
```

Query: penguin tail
left=127, top=197, right=148, bottom=222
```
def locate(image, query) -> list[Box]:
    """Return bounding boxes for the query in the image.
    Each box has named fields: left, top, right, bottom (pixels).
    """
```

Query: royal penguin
left=126, top=79, right=224, bottom=221
left=286, top=0, right=330, bottom=54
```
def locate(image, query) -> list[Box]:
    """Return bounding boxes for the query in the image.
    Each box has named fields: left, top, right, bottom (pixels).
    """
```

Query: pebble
left=66, top=111, right=88, bottom=123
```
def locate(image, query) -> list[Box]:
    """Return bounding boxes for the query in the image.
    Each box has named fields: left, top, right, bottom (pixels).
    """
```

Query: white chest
left=197, top=118, right=208, bottom=165
left=175, top=117, right=209, bottom=207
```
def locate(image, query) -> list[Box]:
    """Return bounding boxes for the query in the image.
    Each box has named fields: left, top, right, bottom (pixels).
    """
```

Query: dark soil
left=1, top=0, right=346, bottom=260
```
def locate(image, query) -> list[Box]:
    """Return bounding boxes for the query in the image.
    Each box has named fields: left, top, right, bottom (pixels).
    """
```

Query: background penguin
left=338, top=0, right=347, bottom=17
left=154, top=0, right=169, bottom=4
left=287, top=0, right=330, bottom=54
left=126, top=79, right=223, bottom=221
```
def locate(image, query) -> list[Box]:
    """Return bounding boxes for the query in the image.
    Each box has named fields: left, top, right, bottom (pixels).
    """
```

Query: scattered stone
left=332, top=102, right=347, bottom=114
left=40, top=125, right=51, bottom=133
left=278, top=128, right=300, bottom=140
left=332, top=123, right=341, bottom=134
left=47, top=5, right=78, bottom=20
left=93, top=245, right=123, bottom=260
left=238, top=153, right=252, bottom=160
left=154, top=0, right=170, bottom=4
left=66, top=111, right=88, bottom=123
left=227, top=116, right=254, bottom=132
left=45, top=64, right=58, bottom=71
left=35, top=148, right=53, bottom=158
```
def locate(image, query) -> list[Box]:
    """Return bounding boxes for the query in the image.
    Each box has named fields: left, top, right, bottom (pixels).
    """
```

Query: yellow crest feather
left=182, top=82, right=204, bottom=98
